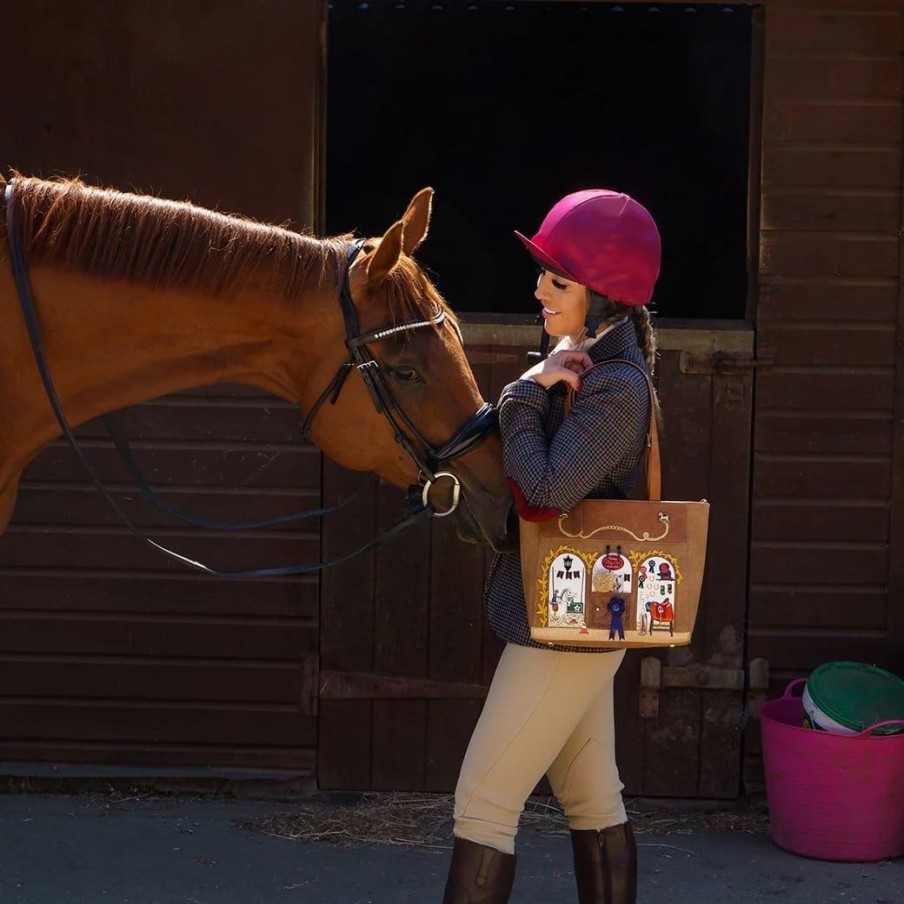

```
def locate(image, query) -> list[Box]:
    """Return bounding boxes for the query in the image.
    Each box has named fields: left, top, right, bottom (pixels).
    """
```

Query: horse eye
left=392, top=365, right=423, bottom=384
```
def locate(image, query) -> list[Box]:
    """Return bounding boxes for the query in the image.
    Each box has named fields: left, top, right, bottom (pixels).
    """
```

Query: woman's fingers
left=549, top=350, right=595, bottom=372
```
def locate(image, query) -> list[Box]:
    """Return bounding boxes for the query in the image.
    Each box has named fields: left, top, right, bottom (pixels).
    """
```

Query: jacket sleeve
left=499, top=365, right=650, bottom=519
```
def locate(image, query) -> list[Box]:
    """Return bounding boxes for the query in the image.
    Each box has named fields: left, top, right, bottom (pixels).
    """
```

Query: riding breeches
left=453, top=643, right=627, bottom=855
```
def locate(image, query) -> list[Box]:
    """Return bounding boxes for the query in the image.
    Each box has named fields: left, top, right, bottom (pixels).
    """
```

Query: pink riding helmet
left=515, top=190, right=661, bottom=306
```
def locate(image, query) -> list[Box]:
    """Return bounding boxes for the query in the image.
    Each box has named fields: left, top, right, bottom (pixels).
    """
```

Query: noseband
left=300, top=241, right=497, bottom=517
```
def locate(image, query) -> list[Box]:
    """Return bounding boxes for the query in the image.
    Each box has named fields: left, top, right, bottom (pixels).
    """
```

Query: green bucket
left=802, top=661, right=904, bottom=737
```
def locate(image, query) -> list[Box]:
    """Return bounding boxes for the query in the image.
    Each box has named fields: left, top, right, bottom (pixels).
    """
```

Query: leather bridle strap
left=300, top=241, right=497, bottom=486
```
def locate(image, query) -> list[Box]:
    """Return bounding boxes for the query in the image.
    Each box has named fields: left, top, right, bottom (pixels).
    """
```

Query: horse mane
left=1, top=173, right=457, bottom=333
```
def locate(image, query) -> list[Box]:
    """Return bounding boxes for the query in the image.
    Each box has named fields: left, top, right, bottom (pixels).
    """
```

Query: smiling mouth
left=542, top=307, right=559, bottom=317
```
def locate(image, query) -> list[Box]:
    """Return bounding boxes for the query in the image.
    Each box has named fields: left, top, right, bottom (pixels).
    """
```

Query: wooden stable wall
left=738, top=0, right=904, bottom=782
left=747, top=0, right=904, bottom=776
left=0, top=1, right=325, bottom=780
left=1, top=0, right=903, bottom=797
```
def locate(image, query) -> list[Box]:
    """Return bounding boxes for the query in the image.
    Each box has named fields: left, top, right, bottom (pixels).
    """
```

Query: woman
left=442, top=190, right=661, bottom=904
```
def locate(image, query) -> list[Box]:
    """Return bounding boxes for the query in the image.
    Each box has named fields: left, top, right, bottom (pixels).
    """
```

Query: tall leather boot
left=441, top=837, right=516, bottom=903
left=570, top=822, right=637, bottom=904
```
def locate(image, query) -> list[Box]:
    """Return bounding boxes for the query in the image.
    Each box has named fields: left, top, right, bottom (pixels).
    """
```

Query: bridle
left=300, top=240, right=497, bottom=516
left=2, top=181, right=498, bottom=577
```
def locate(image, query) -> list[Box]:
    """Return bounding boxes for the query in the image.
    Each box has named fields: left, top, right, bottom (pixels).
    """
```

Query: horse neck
left=0, top=262, right=339, bottom=480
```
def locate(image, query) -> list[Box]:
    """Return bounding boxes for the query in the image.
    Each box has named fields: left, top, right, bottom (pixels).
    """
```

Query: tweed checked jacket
left=486, top=318, right=652, bottom=653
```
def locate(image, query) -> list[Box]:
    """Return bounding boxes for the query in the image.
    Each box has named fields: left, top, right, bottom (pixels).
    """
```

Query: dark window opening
left=327, top=1, right=752, bottom=320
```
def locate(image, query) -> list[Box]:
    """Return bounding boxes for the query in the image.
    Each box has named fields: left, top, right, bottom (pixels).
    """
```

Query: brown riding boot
left=441, top=837, right=516, bottom=903
left=570, top=822, right=638, bottom=904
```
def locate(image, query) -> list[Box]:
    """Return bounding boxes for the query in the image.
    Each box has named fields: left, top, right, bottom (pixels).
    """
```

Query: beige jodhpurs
left=453, top=643, right=627, bottom=855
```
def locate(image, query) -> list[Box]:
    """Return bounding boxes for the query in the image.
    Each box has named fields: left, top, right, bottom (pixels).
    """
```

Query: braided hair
left=587, top=290, right=658, bottom=375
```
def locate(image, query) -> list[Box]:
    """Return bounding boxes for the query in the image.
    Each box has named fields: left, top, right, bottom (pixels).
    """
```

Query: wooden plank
left=72, top=403, right=309, bottom=444
left=12, top=487, right=321, bottom=529
left=425, top=699, right=484, bottom=793
left=643, top=352, right=709, bottom=794
left=757, top=322, right=896, bottom=367
left=317, top=702, right=372, bottom=790
left=756, top=371, right=894, bottom=410
left=753, top=456, right=891, bottom=498
left=20, top=444, right=321, bottom=487
left=0, top=741, right=315, bottom=772
left=765, top=10, right=904, bottom=54
left=749, top=586, right=887, bottom=630
left=642, top=688, right=701, bottom=798
left=760, top=233, right=899, bottom=277
left=703, top=370, right=752, bottom=661
left=318, top=672, right=488, bottom=700
left=886, top=120, right=904, bottom=671
left=762, top=189, right=901, bottom=232
left=0, top=701, right=315, bottom=746
left=372, top=701, right=427, bottom=791
left=0, top=657, right=307, bottom=703
left=371, top=480, right=430, bottom=791
left=755, top=412, right=893, bottom=455
left=425, top=500, right=489, bottom=792
left=0, top=530, right=319, bottom=573
left=0, top=574, right=318, bottom=617
left=317, top=459, right=377, bottom=789
left=752, top=499, right=889, bottom=541
left=0, top=614, right=317, bottom=660
left=763, top=101, right=902, bottom=143
left=747, top=631, right=889, bottom=673
left=762, top=146, right=903, bottom=191
left=613, top=654, right=645, bottom=795
left=758, top=279, right=899, bottom=321
left=693, top=368, right=752, bottom=799
left=699, top=690, right=742, bottom=799
left=765, top=55, right=903, bottom=100
left=750, top=542, right=888, bottom=585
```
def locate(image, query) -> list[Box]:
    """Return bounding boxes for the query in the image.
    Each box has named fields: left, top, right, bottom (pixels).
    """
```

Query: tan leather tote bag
left=520, top=361, right=710, bottom=649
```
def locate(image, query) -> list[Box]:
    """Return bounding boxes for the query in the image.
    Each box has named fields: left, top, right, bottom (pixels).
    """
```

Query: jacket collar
left=587, top=318, right=640, bottom=365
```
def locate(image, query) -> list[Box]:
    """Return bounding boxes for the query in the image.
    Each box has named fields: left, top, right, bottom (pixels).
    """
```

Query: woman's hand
left=520, top=350, right=594, bottom=391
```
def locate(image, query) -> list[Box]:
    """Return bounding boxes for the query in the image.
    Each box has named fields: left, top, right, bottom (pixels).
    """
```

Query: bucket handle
left=781, top=678, right=807, bottom=699
left=853, top=720, right=904, bottom=739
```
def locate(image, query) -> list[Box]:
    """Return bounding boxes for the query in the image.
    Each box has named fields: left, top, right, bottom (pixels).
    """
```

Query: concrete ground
left=0, top=792, right=901, bottom=904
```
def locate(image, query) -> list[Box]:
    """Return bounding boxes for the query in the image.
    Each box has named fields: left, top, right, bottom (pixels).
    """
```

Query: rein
left=2, top=181, right=496, bottom=577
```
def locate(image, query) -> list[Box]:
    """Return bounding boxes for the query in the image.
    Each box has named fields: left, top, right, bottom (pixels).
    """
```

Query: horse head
left=303, top=189, right=516, bottom=553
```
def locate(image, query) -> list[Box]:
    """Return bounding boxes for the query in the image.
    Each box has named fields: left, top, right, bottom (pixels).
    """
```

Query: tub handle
left=854, top=720, right=904, bottom=739
left=781, top=678, right=807, bottom=699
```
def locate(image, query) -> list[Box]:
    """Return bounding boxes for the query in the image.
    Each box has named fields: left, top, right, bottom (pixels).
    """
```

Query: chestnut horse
left=0, top=175, right=514, bottom=557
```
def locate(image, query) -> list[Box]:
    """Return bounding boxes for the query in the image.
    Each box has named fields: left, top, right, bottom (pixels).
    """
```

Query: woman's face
left=535, top=268, right=588, bottom=337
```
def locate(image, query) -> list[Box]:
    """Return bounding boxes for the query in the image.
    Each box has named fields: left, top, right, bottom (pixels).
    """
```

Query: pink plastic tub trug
left=760, top=679, right=904, bottom=862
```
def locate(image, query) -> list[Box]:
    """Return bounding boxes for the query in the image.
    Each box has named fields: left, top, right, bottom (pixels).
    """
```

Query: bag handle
left=566, top=358, right=661, bottom=502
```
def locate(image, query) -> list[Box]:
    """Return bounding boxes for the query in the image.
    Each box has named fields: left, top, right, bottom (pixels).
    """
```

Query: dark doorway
left=327, top=1, right=752, bottom=320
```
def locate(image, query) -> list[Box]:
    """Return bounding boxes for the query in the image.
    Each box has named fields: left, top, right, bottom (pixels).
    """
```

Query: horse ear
left=401, top=187, right=433, bottom=256
left=366, top=219, right=404, bottom=290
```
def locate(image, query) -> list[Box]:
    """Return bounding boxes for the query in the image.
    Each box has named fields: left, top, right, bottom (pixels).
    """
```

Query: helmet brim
left=514, top=230, right=580, bottom=284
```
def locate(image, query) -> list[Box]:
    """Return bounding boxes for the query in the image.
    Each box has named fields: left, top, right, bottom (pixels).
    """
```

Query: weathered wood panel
left=762, top=190, right=901, bottom=233
left=754, top=412, right=893, bottom=455
left=747, top=0, right=904, bottom=789
left=753, top=500, right=889, bottom=541
left=760, top=233, right=899, bottom=277
left=0, top=0, right=325, bottom=777
left=758, top=280, right=899, bottom=321
left=762, top=148, right=902, bottom=190
left=749, top=586, right=888, bottom=630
